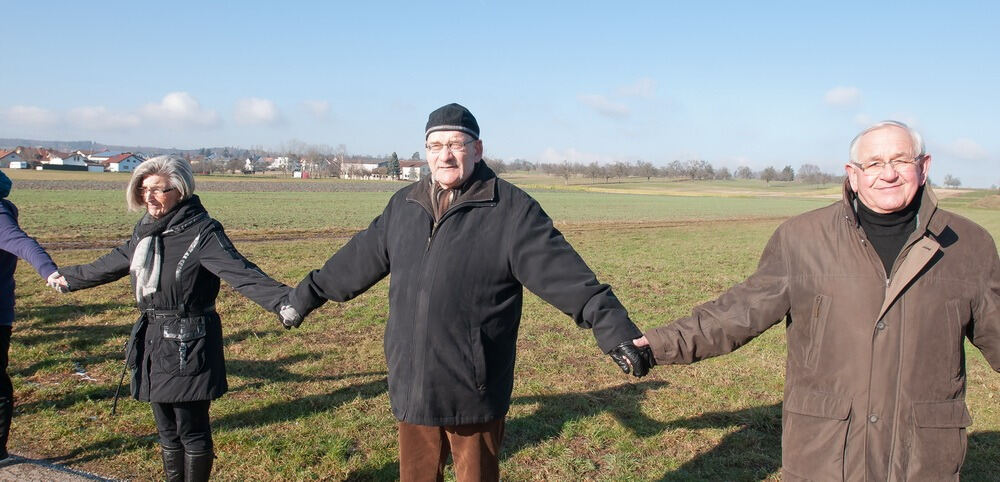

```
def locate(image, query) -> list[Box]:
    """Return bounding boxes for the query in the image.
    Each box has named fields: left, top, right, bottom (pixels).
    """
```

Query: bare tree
left=761, top=166, right=778, bottom=185
left=943, top=174, right=962, bottom=188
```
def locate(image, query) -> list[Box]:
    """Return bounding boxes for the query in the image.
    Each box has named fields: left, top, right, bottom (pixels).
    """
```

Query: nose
left=877, top=163, right=900, bottom=181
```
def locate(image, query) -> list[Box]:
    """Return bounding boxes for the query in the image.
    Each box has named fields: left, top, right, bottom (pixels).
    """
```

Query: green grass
left=6, top=175, right=1000, bottom=480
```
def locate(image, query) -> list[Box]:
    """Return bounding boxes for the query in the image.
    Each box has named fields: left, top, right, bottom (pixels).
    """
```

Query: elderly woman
left=51, top=156, right=294, bottom=481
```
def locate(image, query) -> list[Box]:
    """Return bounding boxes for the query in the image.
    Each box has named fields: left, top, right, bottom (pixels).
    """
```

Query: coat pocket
left=906, top=399, right=971, bottom=479
left=782, top=388, right=851, bottom=480
left=803, top=294, right=831, bottom=370
left=469, top=326, right=488, bottom=393
left=157, top=317, right=208, bottom=376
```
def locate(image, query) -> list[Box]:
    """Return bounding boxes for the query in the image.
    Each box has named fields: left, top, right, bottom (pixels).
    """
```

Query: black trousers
left=150, top=400, right=213, bottom=453
left=0, top=326, right=12, bottom=454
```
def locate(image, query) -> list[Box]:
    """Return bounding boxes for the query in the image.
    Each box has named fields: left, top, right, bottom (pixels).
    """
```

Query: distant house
left=88, top=151, right=127, bottom=163
left=267, top=156, right=300, bottom=171
left=46, top=151, right=88, bottom=167
left=1, top=147, right=46, bottom=168
left=399, top=160, right=429, bottom=181
left=340, top=159, right=382, bottom=179
left=102, top=153, right=143, bottom=172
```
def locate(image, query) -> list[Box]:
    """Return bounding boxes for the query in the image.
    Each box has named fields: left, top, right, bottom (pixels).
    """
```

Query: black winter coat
left=291, top=162, right=642, bottom=425
left=61, top=196, right=290, bottom=403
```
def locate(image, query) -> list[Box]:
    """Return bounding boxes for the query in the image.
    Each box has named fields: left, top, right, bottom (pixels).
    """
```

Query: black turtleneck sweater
left=856, top=188, right=922, bottom=276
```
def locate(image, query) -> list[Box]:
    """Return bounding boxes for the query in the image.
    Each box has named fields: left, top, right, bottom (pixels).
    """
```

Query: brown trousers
left=397, top=419, right=505, bottom=482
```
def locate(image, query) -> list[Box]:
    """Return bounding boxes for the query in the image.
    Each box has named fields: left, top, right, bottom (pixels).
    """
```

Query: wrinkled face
left=426, top=130, right=482, bottom=190
left=846, top=126, right=931, bottom=214
left=140, top=174, right=181, bottom=219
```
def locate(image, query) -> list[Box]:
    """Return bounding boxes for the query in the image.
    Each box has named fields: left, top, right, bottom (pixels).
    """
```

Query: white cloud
left=140, top=92, right=220, bottom=127
left=234, top=97, right=281, bottom=125
left=3, top=105, right=58, bottom=125
left=578, top=94, right=630, bottom=118
left=947, top=137, right=988, bottom=161
left=301, top=99, right=331, bottom=119
left=67, top=106, right=141, bottom=130
left=824, top=86, right=861, bottom=106
left=616, top=77, right=656, bottom=99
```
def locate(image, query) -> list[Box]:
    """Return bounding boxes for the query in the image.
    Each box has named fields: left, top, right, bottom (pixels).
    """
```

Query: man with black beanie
left=287, top=103, right=653, bottom=480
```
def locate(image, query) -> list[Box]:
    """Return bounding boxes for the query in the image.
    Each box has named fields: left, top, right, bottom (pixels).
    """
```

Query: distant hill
left=0, top=138, right=201, bottom=155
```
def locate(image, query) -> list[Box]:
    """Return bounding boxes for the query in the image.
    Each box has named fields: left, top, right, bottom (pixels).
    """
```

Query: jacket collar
left=840, top=180, right=942, bottom=237
left=407, top=161, right=498, bottom=216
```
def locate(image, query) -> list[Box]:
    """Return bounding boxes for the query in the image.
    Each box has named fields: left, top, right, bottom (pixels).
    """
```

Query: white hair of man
left=849, top=120, right=926, bottom=163
left=125, top=155, right=196, bottom=211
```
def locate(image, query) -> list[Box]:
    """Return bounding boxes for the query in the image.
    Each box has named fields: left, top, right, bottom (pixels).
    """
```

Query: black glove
left=608, top=341, right=656, bottom=378
left=278, top=304, right=302, bottom=329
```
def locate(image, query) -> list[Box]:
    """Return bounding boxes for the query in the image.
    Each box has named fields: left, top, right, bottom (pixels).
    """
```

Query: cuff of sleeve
left=643, top=326, right=679, bottom=365
left=37, top=263, right=57, bottom=280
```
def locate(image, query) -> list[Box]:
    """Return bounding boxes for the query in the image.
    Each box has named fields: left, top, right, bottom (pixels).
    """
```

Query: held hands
left=47, top=271, right=69, bottom=293
left=608, top=339, right=655, bottom=378
left=278, top=304, right=303, bottom=329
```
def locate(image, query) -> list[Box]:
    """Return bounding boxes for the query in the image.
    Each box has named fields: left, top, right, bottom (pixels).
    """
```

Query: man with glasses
left=286, top=103, right=653, bottom=480
left=633, top=120, right=1000, bottom=479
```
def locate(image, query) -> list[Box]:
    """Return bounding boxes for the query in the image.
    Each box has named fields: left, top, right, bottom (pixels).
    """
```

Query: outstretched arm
left=0, top=205, right=57, bottom=280
left=199, top=222, right=290, bottom=313
left=289, top=212, right=391, bottom=319
left=642, top=228, right=792, bottom=365
left=508, top=197, right=643, bottom=355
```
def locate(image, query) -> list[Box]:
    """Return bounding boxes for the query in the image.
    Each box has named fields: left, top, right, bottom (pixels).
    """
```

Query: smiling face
left=846, top=126, right=931, bottom=213
left=426, top=130, right=482, bottom=190
left=140, top=174, right=181, bottom=219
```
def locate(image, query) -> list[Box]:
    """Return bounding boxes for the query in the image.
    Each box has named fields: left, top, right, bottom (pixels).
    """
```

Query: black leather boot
left=160, top=445, right=184, bottom=482
left=184, top=450, right=214, bottom=482
left=0, top=396, right=12, bottom=460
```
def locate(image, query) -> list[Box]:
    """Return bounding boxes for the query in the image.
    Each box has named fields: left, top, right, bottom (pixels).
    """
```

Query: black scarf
left=130, top=196, right=207, bottom=302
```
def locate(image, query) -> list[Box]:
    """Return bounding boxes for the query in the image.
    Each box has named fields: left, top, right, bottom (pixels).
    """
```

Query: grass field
left=5, top=169, right=1000, bottom=480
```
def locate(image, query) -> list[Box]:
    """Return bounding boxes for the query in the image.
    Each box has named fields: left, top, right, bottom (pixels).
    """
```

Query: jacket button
left=477, top=385, right=486, bottom=391
left=869, top=414, right=879, bottom=423
left=876, top=321, right=886, bottom=330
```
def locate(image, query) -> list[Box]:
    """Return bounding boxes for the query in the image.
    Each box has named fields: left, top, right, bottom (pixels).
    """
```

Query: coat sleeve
left=0, top=206, right=57, bottom=279
left=970, top=236, right=1000, bottom=372
left=643, top=226, right=792, bottom=365
left=508, top=197, right=641, bottom=354
left=289, top=210, right=391, bottom=318
left=198, top=222, right=290, bottom=313
left=59, top=241, right=132, bottom=291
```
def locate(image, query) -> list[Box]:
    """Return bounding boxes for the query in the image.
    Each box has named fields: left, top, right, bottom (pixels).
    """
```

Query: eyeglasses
left=425, top=139, right=476, bottom=155
left=139, top=186, right=176, bottom=197
left=851, top=156, right=924, bottom=175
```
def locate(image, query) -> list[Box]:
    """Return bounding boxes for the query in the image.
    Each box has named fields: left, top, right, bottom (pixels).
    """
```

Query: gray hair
left=849, top=120, right=926, bottom=163
left=125, top=155, right=195, bottom=211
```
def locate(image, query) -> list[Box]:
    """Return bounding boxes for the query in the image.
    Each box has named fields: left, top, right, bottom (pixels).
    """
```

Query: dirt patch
left=13, top=179, right=406, bottom=193
left=971, top=194, right=1000, bottom=209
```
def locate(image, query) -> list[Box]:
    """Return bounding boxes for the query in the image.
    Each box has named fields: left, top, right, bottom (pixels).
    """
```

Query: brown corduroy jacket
left=645, top=183, right=1000, bottom=481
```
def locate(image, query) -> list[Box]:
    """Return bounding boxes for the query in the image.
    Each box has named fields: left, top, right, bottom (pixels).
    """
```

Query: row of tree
left=490, top=159, right=846, bottom=185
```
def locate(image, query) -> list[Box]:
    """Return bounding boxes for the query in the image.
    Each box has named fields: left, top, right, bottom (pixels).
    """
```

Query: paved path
left=0, top=454, right=116, bottom=481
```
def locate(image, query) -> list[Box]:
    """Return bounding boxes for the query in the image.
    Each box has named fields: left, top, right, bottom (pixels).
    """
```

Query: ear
left=473, top=139, right=484, bottom=163
left=845, top=163, right=860, bottom=192
left=917, top=154, right=932, bottom=185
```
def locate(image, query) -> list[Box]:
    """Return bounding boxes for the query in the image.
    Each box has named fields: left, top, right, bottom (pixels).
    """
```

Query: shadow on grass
left=658, top=403, right=782, bottom=481
left=505, top=380, right=670, bottom=454
left=964, top=431, right=1000, bottom=480
left=16, top=302, right=129, bottom=328
left=346, top=381, right=669, bottom=481
left=213, top=373, right=387, bottom=431
left=42, top=432, right=158, bottom=467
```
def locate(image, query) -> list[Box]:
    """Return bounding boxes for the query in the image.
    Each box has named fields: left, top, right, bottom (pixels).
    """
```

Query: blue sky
left=2, top=1, right=998, bottom=186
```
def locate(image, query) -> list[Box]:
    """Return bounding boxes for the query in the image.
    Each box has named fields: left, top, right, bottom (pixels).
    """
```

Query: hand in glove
left=278, top=304, right=302, bottom=329
left=608, top=340, right=656, bottom=378
left=46, top=271, right=69, bottom=293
